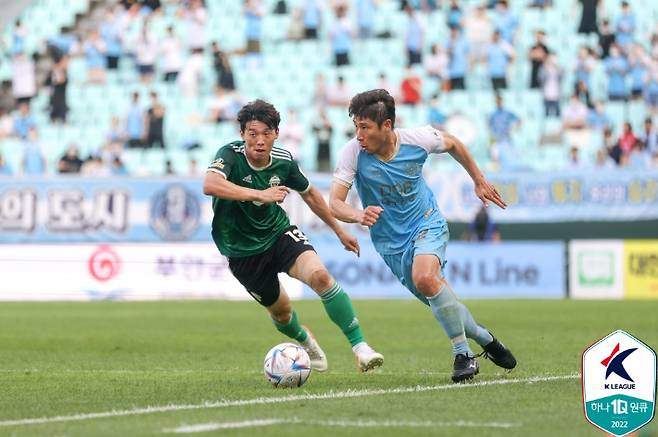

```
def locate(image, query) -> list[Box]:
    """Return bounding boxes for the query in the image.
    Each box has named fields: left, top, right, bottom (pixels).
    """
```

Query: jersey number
left=286, top=229, right=310, bottom=245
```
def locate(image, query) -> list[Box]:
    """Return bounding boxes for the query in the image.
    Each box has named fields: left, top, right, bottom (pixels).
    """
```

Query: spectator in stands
left=626, top=139, right=652, bottom=169
left=493, top=1, right=518, bottom=43
left=528, top=30, right=550, bottom=89
left=400, top=66, right=422, bottom=105
left=488, top=93, right=520, bottom=169
left=605, top=44, right=629, bottom=101
left=58, top=144, right=84, bottom=174
left=244, top=0, right=265, bottom=66
left=302, top=0, right=321, bottom=39
left=287, top=7, right=304, bottom=40
left=615, top=1, right=636, bottom=50
left=595, top=146, right=617, bottom=168
left=0, top=108, right=12, bottom=140
left=179, top=0, right=207, bottom=52
left=604, top=126, right=622, bottom=164
left=106, top=115, right=125, bottom=146
left=45, top=56, right=68, bottom=123
left=628, top=43, right=649, bottom=100
left=487, top=30, right=514, bottom=90
left=312, top=109, right=333, bottom=172
left=404, top=5, right=424, bottom=66
left=212, top=42, right=236, bottom=91
left=645, top=61, right=658, bottom=111
left=567, top=145, right=589, bottom=169
left=425, top=43, right=449, bottom=86
left=377, top=72, right=396, bottom=98
left=618, top=121, right=637, bottom=158
left=145, top=92, right=166, bottom=149
left=446, top=0, right=463, bottom=30
left=12, top=20, right=27, bottom=56
left=81, top=155, right=111, bottom=177
left=598, top=19, right=615, bottom=59
left=279, top=109, right=305, bottom=160
left=165, top=159, right=175, bottom=176
left=428, top=94, right=447, bottom=129
left=0, top=153, right=12, bottom=175
left=100, top=6, right=123, bottom=70
left=178, top=48, right=204, bottom=97
left=83, top=30, right=107, bottom=84
left=160, top=26, right=183, bottom=83
left=207, top=86, right=233, bottom=123
left=328, top=75, right=352, bottom=106
left=330, top=5, right=354, bottom=66
left=312, top=73, right=330, bottom=109
left=125, top=92, right=145, bottom=148
left=465, top=206, right=500, bottom=242
left=47, top=26, right=79, bottom=61
left=575, top=79, right=593, bottom=109
left=21, top=127, right=46, bottom=176
left=12, top=51, right=36, bottom=105
left=638, top=117, right=658, bottom=157
left=574, top=46, right=595, bottom=96
left=587, top=101, right=611, bottom=131
left=464, top=3, right=492, bottom=64
left=134, top=25, right=157, bottom=84
left=538, top=54, right=562, bottom=117
left=577, top=0, right=600, bottom=35
left=446, top=27, right=470, bottom=90
left=188, top=158, right=200, bottom=176
left=356, top=0, right=377, bottom=39
left=562, top=94, right=589, bottom=131
left=13, top=102, right=36, bottom=140
left=110, top=156, right=128, bottom=175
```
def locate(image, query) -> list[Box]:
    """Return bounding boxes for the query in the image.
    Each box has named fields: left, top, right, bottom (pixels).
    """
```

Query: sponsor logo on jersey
left=209, top=158, right=225, bottom=170
left=242, top=175, right=252, bottom=184
left=150, top=184, right=201, bottom=241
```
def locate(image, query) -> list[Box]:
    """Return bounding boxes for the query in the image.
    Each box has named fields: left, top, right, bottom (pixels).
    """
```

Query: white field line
left=164, top=418, right=519, bottom=434
left=0, top=374, right=579, bottom=428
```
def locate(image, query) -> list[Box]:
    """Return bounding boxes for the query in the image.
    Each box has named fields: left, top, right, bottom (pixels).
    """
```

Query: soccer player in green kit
left=203, top=99, right=383, bottom=372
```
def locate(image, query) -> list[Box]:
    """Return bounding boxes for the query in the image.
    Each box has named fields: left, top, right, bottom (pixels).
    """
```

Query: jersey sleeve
left=287, top=160, right=311, bottom=193
left=333, top=138, right=360, bottom=189
left=207, top=146, right=236, bottom=179
left=401, top=125, right=447, bottom=154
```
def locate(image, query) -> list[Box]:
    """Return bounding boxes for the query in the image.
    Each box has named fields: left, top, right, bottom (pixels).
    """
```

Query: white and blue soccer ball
left=263, top=342, right=311, bottom=388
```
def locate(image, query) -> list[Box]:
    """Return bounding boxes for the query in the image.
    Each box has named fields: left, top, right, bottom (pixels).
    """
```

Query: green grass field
left=0, top=299, right=657, bottom=437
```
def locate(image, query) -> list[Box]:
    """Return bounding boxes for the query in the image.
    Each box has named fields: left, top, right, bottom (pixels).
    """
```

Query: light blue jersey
left=334, top=126, right=448, bottom=255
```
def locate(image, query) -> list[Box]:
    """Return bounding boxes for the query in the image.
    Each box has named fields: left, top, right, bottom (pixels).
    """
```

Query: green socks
left=272, top=310, right=308, bottom=343
left=320, top=283, right=364, bottom=347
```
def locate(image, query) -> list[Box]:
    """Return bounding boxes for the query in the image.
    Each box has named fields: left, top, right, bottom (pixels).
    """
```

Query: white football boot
left=300, top=326, right=328, bottom=372
left=353, top=342, right=384, bottom=372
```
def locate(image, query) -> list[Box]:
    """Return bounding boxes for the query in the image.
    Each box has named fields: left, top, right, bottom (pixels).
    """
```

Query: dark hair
left=237, top=99, right=281, bottom=131
left=348, top=89, right=396, bottom=128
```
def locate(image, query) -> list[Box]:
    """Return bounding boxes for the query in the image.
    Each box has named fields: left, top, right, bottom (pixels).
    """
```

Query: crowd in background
left=0, top=0, right=657, bottom=177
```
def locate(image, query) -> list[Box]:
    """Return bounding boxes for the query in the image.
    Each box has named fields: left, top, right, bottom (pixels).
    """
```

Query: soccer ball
left=263, top=342, right=311, bottom=388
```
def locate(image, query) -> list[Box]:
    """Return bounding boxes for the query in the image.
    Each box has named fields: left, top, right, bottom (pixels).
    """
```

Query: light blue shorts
left=381, top=223, right=449, bottom=306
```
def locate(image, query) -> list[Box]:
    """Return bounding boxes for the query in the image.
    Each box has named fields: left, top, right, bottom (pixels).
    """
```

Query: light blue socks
left=427, top=284, right=472, bottom=357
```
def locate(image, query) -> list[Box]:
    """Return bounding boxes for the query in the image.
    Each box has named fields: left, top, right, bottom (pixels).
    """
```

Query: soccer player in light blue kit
left=329, top=89, right=517, bottom=382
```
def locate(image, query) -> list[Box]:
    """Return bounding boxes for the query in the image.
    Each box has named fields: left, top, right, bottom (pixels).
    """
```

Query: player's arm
left=329, top=182, right=383, bottom=227
left=300, top=186, right=360, bottom=256
left=203, top=171, right=289, bottom=204
left=442, top=131, right=507, bottom=209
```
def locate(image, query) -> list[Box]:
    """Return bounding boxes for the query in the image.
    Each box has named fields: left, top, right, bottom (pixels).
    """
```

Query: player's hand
left=475, top=179, right=507, bottom=209
left=259, top=186, right=290, bottom=204
left=359, top=206, right=384, bottom=227
left=337, top=229, right=360, bottom=257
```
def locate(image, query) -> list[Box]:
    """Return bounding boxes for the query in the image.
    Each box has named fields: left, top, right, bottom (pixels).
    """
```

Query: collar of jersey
left=375, top=130, right=401, bottom=163
left=244, top=151, right=272, bottom=171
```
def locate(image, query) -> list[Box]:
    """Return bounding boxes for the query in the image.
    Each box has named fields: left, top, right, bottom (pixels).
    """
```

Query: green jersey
left=207, top=141, right=311, bottom=258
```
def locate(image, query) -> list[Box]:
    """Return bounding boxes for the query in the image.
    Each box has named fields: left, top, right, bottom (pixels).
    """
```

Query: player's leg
left=287, top=249, right=384, bottom=372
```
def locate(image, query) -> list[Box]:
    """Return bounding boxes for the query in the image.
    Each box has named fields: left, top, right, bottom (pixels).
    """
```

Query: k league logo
left=582, top=330, right=656, bottom=436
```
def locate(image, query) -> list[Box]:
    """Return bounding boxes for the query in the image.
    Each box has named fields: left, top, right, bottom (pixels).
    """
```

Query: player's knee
left=413, top=272, right=441, bottom=296
left=269, top=303, right=293, bottom=324
left=309, top=268, right=334, bottom=292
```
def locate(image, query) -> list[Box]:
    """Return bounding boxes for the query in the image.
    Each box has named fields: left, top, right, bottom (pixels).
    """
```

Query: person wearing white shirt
left=160, top=26, right=183, bottom=82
